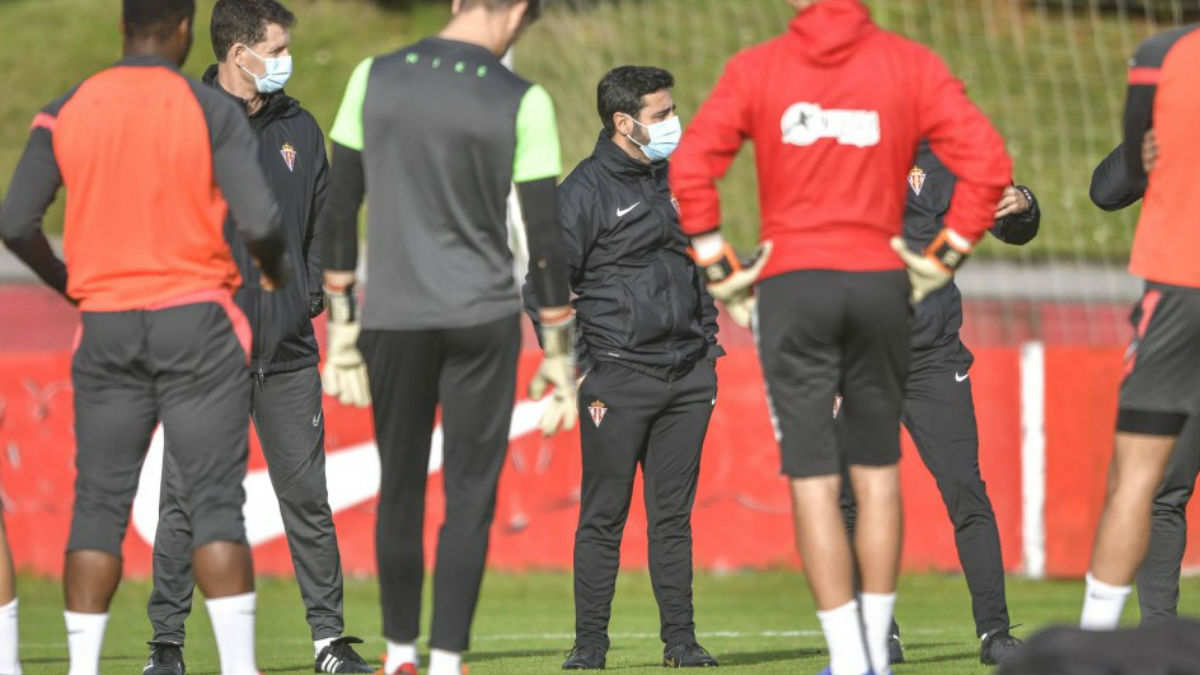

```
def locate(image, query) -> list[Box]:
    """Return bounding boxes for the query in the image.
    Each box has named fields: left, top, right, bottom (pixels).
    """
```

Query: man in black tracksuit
left=524, top=66, right=722, bottom=671
left=840, top=140, right=1040, bottom=666
left=145, top=3, right=371, bottom=674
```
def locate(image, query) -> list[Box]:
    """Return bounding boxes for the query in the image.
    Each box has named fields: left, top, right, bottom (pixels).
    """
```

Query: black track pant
left=359, top=315, right=520, bottom=653
left=1138, top=417, right=1200, bottom=624
left=573, top=360, right=717, bottom=649
left=149, top=366, right=344, bottom=644
left=840, top=340, right=1009, bottom=637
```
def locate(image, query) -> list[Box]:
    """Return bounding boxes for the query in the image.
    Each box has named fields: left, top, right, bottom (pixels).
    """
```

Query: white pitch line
left=470, top=627, right=959, bottom=642
left=471, top=630, right=821, bottom=641
left=17, top=627, right=962, bottom=650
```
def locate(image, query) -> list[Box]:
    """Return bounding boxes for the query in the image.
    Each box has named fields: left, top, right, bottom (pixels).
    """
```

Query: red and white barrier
left=1, top=284, right=1196, bottom=579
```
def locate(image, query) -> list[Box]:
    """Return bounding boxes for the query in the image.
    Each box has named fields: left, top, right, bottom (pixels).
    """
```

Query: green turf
left=14, top=571, right=1200, bottom=674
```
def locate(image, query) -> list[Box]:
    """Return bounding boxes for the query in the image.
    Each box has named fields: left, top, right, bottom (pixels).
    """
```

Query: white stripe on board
left=1021, top=341, right=1047, bottom=579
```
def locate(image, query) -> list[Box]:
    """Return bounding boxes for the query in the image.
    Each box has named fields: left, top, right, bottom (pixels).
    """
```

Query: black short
left=70, top=299, right=251, bottom=556
left=1118, top=283, right=1200, bottom=436
left=757, top=270, right=911, bottom=477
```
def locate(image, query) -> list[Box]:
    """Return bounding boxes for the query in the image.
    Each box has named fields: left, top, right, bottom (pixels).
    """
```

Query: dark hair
left=211, top=0, right=296, bottom=61
left=460, top=0, right=543, bottom=22
left=123, top=0, right=196, bottom=41
left=597, top=66, right=675, bottom=137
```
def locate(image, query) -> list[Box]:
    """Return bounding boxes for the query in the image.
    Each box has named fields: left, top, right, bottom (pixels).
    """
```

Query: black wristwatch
left=1015, top=185, right=1037, bottom=215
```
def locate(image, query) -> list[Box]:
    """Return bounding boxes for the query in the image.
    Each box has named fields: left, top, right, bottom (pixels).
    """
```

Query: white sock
left=0, top=599, right=21, bottom=675
left=64, top=610, right=108, bottom=675
left=859, top=592, right=897, bottom=675
left=816, top=600, right=869, bottom=675
left=314, top=637, right=336, bottom=659
left=206, top=592, right=258, bottom=675
left=1080, top=572, right=1131, bottom=631
left=385, top=641, right=419, bottom=673
left=428, top=648, right=461, bottom=675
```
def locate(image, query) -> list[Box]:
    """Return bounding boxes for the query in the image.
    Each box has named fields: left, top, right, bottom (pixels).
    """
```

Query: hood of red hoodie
left=788, top=0, right=875, bottom=66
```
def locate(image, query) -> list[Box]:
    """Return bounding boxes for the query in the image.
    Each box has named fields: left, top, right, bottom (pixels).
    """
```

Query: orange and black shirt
left=0, top=54, right=282, bottom=311
left=1122, top=25, right=1200, bottom=288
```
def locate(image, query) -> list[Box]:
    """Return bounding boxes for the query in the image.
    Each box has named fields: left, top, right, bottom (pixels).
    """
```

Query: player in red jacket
left=670, top=1, right=1011, bottom=673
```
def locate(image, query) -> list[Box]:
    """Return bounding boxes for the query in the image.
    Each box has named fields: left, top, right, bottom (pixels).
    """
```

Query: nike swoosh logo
left=131, top=398, right=552, bottom=547
left=955, top=372, right=969, bottom=382
left=616, top=202, right=641, bottom=217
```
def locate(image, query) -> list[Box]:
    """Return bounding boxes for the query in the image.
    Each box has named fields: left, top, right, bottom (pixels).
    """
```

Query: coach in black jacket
left=144, top=3, right=371, bottom=675
left=841, top=140, right=1040, bottom=667
left=524, top=66, right=722, bottom=671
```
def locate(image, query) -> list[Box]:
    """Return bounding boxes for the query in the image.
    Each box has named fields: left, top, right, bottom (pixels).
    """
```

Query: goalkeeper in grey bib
left=318, top=1, right=575, bottom=674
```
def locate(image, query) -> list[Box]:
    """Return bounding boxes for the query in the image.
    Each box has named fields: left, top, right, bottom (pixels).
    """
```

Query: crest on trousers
left=588, top=400, right=608, bottom=428
left=281, top=143, right=297, bottom=172
left=907, top=166, right=926, bottom=195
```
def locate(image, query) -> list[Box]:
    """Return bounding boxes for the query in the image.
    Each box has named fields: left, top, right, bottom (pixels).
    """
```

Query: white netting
left=515, top=0, right=1197, bottom=339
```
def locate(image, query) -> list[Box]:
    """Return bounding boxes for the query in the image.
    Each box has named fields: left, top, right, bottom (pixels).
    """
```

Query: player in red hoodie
left=670, top=1, right=1011, bottom=674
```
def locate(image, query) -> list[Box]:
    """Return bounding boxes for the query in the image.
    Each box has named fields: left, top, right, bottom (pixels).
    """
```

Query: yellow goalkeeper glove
left=693, top=240, right=773, bottom=328
left=529, top=310, right=578, bottom=437
left=321, top=284, right=371, bottom=408
left=890, top=229, right=972, bottom=305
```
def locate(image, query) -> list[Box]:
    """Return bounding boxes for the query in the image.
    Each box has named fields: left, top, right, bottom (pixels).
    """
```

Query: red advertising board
left=4, top=284, right=1200, bottom=578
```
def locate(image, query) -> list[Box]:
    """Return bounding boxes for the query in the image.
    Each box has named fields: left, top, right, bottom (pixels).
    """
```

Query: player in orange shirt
left=0, top=1, right=286, bottom=673
left=1081, top=24, right=1200, bottom=631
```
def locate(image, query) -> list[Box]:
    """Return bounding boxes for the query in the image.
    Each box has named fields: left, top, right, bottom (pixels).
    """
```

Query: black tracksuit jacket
left=906, top=140, right=1041, bottom=351
left=1089, top=143, right=1144, bottom=211
left=203, top=66, right=329, bottom=376
left=524, top=132, right=723, bottom=380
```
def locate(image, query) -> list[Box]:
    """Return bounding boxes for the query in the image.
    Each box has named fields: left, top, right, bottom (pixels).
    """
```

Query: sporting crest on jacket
left=907, top=166, right=926, bottom=195
left=588, top=400, right=608, bottom=428
left=280, top=142, right=297, bottom=173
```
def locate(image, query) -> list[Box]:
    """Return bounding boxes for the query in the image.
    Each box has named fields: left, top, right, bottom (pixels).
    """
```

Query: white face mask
left=239, top=45, right=292, bottom=94
left=624, top=115, right=683, bottom=162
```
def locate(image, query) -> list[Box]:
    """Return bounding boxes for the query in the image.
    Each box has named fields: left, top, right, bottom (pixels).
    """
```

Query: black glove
left=308, top=290, right=325, bottom=318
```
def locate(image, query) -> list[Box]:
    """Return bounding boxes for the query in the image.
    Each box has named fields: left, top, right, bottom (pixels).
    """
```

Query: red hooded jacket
left=670, top=0, right=1012, bottom=278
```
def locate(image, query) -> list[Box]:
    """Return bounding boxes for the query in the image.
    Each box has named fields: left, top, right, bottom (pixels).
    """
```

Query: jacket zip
left=651, top=179, right=681, bottom=388
left=254, top=281, right=266, bottom=389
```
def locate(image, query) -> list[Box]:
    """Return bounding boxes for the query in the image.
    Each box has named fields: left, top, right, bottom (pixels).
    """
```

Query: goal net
left=515, top=0, right=1194, bottom=321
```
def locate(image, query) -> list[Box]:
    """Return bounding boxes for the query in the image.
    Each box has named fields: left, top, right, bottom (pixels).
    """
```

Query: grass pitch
left=14, top=571, right=1198, bottom=675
